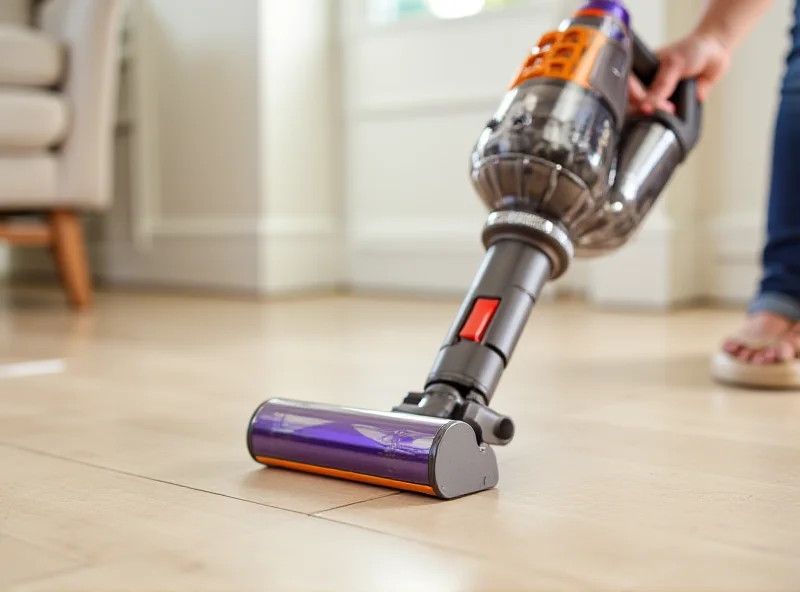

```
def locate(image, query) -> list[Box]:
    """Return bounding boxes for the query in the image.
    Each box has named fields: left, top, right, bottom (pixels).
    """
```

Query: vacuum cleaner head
left=248, top=398, right=499, bottom=499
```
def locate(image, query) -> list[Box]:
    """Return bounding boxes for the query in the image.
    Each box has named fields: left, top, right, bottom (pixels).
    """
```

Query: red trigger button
left=459, top=298, right=500, bottom=342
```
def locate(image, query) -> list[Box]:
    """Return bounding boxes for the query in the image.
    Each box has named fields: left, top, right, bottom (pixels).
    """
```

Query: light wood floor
left=1, top=285, right=799, bottom=591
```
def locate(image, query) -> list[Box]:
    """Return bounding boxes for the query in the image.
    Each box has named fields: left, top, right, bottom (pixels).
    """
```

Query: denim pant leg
left=750, top=1, right=800, bottom=320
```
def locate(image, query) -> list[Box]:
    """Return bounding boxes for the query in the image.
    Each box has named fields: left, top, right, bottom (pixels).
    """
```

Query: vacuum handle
left=631, top=31, right=703, bottom=157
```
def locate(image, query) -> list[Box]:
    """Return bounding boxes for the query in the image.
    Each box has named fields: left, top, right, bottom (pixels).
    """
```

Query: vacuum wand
left=246, top=0, right=703, bottom=500
left=393, top=233, right=555, bottom=447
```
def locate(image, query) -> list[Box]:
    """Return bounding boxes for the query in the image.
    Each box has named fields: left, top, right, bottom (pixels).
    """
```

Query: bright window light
left=367, top=0, right=523, bottom=25
left=423, top=0, right=485, bottom=19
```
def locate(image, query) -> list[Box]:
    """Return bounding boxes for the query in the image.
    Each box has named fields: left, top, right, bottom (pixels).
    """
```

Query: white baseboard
left=583, top=211, right=766, bottom=309
left=706, top=212, right=764, bottom=304
left=109, top=216, right=344, bottom=295
left=8, top=217, right=345, bottom=296
left=8, top=242, right=105, bottom=285
left=346, top=219, right=703, bottom=308
left=586, top=216, right=700, bottom=309
left=348, top=221, right=481, bottom=293
left=348, top=239, right=484, bottom=295
left=709, top=213, right=765, bottom=263
left=258, top=222, right=345, bottom=295
left=4, top=213, right=766, bottom=305
left=101, top=234, right=262, bottom=293
left=346, top=220, right=587, bottom=299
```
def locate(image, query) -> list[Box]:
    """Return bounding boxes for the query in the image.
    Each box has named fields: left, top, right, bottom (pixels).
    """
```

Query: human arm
left=694, top=0, right=776, bottom=51
left=630, top=0, right=776, bottom=114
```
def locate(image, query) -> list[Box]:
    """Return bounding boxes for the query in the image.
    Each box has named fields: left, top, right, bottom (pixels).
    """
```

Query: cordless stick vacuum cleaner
left=246, top=0, right=702, bottom=499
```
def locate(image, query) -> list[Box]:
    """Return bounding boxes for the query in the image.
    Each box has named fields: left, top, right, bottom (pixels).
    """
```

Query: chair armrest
left=38, top=0, right=129, bottom=209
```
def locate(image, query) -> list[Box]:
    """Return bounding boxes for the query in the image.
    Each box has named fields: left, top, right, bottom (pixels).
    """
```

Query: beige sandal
left=710, top=328, right=800, bottom=389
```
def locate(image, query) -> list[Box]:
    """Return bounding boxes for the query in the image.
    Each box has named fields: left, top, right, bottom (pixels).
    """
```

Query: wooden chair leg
left=49, top=210, right=92, bottom=309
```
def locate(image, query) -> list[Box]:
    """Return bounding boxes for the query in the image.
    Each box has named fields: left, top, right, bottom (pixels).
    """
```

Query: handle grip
left=631, top=31, right=703, bottom=159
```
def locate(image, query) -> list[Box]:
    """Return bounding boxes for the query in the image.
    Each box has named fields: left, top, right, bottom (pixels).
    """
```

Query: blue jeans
left=749, top=0, right=800, bottom=320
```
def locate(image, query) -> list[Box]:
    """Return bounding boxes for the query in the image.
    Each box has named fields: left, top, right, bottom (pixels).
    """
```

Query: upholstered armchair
left=0, top=0, right=127, bottom=309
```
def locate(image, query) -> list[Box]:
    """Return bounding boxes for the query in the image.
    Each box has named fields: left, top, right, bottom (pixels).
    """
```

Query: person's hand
left=628, top=31, right=732, bottom=115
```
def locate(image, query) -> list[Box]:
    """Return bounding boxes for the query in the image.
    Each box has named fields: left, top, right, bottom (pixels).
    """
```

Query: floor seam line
left=7, top=564, right=95, bottom=592
left=312, top=492, right=399, bottom=515
left=0, top=441, right=317, bottom=517
left=0, top=531, right=87, bottom=568
left=0, top=440, right=409, bottom=519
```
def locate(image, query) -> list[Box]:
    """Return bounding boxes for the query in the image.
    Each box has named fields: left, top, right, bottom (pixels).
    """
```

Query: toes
left=736, top=347, right=756, bottom=363
left=727, top=342, right=784, bottom=365
left=731, top=343, right=793, bottom=365
left=720, top=317, right=800, bottom=366
left=777, top=339, right=797, bottom=361
left=752, top=348, right=779, bottom=364
left=723, top=339, right=742, bottom=356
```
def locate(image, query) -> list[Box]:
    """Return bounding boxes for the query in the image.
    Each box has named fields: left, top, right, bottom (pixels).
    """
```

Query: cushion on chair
left=0, top=88, right=69, bottom=151
left=0, top=23, right=64, bottom=87
left=0, top=154, right=58, bottom=205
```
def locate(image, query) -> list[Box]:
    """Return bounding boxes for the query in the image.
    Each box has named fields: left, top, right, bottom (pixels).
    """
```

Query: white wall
left=102, top=0, right=263, bottom=291
left=258, top=0, right=343, bottom=294
left=98, top=0, right=342, bottom=295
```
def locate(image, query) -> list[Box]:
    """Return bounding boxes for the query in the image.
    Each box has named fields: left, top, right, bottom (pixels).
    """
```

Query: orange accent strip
left=574, top=8, right=611, bottom=19
left=509, top=25, right=608, bottom=90
left=256, top=456, right=437, bottom=496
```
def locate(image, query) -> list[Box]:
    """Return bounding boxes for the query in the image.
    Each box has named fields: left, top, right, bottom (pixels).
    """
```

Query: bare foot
left=722, top=312, right=799, bottom=365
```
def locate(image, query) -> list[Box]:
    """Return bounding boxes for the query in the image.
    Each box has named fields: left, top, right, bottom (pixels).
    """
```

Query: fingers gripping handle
left=631, top=31, right=703, bottom=159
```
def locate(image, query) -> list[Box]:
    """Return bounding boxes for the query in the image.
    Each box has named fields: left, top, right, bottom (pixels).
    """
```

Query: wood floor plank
left=8, top=538, right=573, bottom=592
left=0, top=445, right=561, bottom=592
left=319, top=489, right=800, bottom=592
left=0, top=381, right=396, bottom=514
left=0, top=534, right=80, bottom=590
left=0, top=444, right=296, bottom=565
